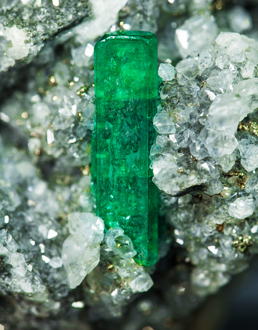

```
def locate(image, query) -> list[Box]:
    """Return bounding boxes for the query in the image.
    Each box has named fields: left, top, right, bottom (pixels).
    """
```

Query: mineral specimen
left=1, top=0, right=258, bottom=329
left=92, top=30, right=158, bottom=266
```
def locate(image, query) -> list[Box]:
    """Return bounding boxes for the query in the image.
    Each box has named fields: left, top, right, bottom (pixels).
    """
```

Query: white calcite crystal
left=129, top=273, right=153, bottom=293
left=105, top=227, right=136, bottom=259
left=49, top=257, right=63, bottom=269
left=62, top=212, right=104, bottom=289
left=228, top=197, right=255, bottom=220
left=206, top=78, right=258, bottom=165
left=68, top=212, right=104, bottom=242
left=152, top=152, right=212, bottom=196
left=153, top=110, right=176, bottom=134
left=114, top=257, right=154, bottom=295
left=71, top=43, right=94, bottom=68
left=175, top=15, right=218, bottom=58
left=238, top=140, right=258, bottom=172
left=228, top=6, right=252, bottom=33
left=158, top=63, right=175, bottom=81
left=3, top=25, right=31, bottom=60
left=72, top=0, right=128, bottom=44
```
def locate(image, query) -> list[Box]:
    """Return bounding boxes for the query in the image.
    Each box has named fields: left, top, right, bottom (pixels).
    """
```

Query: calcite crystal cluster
left=153, top=32, right=258, bottom=295
left=1, top=0, right=258, bottom=329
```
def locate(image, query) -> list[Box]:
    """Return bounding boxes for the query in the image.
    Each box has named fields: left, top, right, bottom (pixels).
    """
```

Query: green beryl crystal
left=92, top=30, right=158, bottom=266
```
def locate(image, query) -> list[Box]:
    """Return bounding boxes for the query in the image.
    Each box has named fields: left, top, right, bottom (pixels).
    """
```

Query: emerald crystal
left=92, top=31, right=158, bottom=266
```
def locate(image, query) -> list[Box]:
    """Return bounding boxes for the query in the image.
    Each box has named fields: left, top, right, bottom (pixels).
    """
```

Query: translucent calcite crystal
left=92, top=31, right=158, bottom=266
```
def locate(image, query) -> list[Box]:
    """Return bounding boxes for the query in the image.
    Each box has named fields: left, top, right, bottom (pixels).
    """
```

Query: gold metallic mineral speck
left=232, top=235, right=253, bottom=253
left=76, top=86, right=89, bottom=97
left=238, top=121, right=258, bottom=137
left=49, top=75, right=57, bottom=86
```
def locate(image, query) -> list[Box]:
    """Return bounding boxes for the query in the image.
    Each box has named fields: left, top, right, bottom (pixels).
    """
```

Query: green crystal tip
left=94, top=30, right=158, bottom=100
left=92, top=31, right=159, bottom=267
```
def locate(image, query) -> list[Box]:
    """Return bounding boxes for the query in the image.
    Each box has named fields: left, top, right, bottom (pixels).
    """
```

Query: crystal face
left=92, top=30, right=158, bottom=266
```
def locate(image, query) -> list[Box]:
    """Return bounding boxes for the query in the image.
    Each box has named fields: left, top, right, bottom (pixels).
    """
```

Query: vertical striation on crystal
left=92, top=30, right=158, bottom=266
